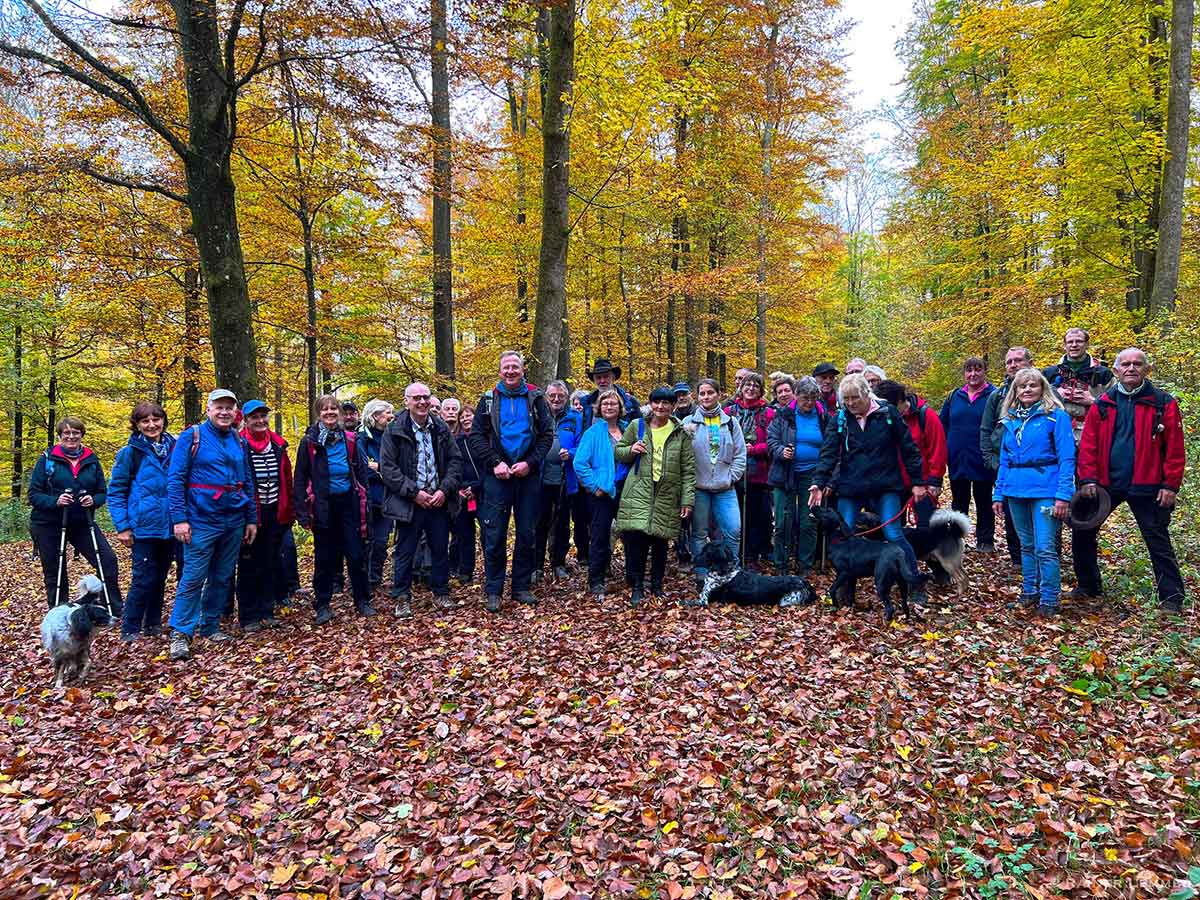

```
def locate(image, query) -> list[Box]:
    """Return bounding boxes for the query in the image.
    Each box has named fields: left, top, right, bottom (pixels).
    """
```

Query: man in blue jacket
left=167, top=389, right=257, bottom=661
left=467, top=351, right=554, bottom=613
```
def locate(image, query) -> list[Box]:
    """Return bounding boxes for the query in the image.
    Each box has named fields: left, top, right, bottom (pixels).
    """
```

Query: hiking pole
left=53, top=505, right=70, bottom=607
left=818, top=493, right=828, bottom=575
left=87, top=507, right=116, bottom=618
left=739, top=480, right=748, bottom=568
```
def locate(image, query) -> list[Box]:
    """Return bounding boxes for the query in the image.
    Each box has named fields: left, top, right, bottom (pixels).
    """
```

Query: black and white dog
left=814, top=507, right=928, bottom=623
left=688, top=542, right=817, bottom=608
left=853, top=508, right=971, bottom=598
left=40, top=575, right=112, bottom=688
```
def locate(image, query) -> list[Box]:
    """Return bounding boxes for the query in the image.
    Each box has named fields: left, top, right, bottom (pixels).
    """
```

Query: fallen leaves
left=0, top=537, right=1196, bottom=898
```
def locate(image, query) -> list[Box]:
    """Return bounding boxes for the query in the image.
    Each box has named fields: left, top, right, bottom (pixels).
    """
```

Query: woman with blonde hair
left=572, top=387, right=632, bottom=598
left=991, top=368, right=1075, bottom=617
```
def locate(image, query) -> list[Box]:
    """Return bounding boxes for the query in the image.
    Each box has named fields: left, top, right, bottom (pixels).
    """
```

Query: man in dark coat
left=381, top=382, right=462, bottom=618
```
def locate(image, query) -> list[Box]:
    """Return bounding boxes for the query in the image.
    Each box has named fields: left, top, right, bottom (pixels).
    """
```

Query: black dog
left=814, top=507, right=927, bottom=623
left=689, top=542, right=817, bottom=607
left=854, top=508, right=971, bottom=598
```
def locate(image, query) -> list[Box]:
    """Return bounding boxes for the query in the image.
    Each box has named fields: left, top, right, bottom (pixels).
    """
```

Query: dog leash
left=852, top=497, right=914, bottom=537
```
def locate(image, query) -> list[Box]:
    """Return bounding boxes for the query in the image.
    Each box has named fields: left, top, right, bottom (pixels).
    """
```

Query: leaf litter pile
left=0, top=527, right=1198, bottom=899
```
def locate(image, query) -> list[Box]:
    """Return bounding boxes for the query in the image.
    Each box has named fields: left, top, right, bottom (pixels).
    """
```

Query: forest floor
left=0, top=519, right=1197, bottom=900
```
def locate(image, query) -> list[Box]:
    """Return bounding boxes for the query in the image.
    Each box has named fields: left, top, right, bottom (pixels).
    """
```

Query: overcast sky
left=840, top=0, right=914, bottom=152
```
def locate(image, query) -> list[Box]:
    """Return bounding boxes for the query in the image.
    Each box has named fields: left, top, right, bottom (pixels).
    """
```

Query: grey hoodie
left=682, top=406, right=747, bottom=492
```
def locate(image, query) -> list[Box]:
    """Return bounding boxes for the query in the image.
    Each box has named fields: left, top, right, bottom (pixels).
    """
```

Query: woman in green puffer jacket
left=616, top=386, right=696, bottom=607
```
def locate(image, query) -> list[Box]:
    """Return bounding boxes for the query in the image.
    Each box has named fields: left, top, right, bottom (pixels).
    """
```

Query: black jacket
left=28, top=446, right=109, bottom=528
left=466, top=384, right=555, bottom=473
left=456, top=433, right=483, bottom=494
left=380, top=412, right=462, bottom=523
left=812, top=402, right=923, bottom=498
left=293, top=425, right=371, bottom=532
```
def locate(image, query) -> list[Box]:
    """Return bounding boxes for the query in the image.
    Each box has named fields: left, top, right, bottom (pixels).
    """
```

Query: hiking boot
left=485, top=594, right=501, bottom=614
left=975, top=542, right=996, bottom=554
left=1067, top=586, right=1102, bottom=602
left=1163, top=597, right=1185, bottom=616
left=1036, top=604, right=1059, bottom=620
left=630, top=587, right=645, bottom=608
left=314, top=605, right=334, bottom=626
left=553, top=566, right=570, bottom=581
left=356, top=601, right=378, bottom=617
left=1009, top=594, right=1038, bottom=610
left=169, top=633, right=191, bottom=661
left=208, top=630, right=235, bottom=642
left=120, top=631, right=138, bottom=643
left=263, top=617, right=282, bottom=629
left=530, top=569, right=543, bottom=585
left=589, top=582, right=606, bottom=600
left=393, top=597, right=412, bottom=619
left=243, top=621, right=266, bottom=634
left=515, top=591, right=538, bottom=607
left=145, top=627, right=163, bottom=639
left=677, top=557, right=694, bottom=573
left=433, top=594, right=454, bottom=611
left=649, top=580, right=664, bottom=597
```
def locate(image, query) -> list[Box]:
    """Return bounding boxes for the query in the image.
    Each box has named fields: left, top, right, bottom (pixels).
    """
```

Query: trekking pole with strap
left=86, top=508, right=116, bottom=618
left=53, top=505, right=70, bottom=607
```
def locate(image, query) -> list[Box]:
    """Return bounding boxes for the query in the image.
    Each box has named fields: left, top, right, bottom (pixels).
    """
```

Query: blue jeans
left=837, top=493, right=921, bottom=582
left=480, top=473, right=540, bottom=596
left=1006, top=497, right=1061, bottom=608
left=122, top=537, right=177, bottom=636
left=392, top=506, right=451, bottom=598
left=692, top=488, right=741, bottom=577
left=169, top=520, right=243, bottom=637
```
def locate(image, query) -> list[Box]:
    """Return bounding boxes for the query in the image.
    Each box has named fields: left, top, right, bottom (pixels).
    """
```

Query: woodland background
left=0, top=0, right=1199, bottom=504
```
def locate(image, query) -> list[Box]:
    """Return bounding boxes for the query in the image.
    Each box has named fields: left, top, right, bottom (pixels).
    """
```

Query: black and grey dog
left=688, top=542, right=817, bottom=608
left=814, top=507, right=928, bottom=623
left=853, top=507, right=971, bottom=598
left=40, top=575, right=112, bottom=688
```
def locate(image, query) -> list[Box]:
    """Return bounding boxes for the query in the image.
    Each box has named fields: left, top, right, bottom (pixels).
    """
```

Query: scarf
left=318, top=423, right=342, bottom=447
left=245, top=429, right=274, bottom=453
left=60, top=444, right=83, bottom=459
left=1115, top=379, right=1146, bottom=397
left=150, top=436, right=170, bottom=460
left=1007, top=403, right=1038, bottom=445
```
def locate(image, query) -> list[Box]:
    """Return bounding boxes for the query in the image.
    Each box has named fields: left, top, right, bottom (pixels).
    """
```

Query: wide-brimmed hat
left=587, top=358, right=622, bottom=380
left=1068, top=485, right=1112, bottom=530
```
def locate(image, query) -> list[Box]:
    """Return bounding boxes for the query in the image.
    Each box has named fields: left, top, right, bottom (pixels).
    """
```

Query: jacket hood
left=50, top=445, right=95, bottom=464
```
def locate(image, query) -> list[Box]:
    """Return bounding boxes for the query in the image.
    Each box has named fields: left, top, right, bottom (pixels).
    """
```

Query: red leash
left=853, top=497, right=914, bottom=537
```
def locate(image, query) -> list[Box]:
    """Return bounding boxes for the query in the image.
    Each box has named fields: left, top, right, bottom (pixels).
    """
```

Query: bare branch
left=78, top=163, right=189, bottom=204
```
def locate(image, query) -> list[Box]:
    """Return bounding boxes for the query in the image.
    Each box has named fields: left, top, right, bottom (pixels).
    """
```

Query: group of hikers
left=27, top=326, right=1187, bottom=663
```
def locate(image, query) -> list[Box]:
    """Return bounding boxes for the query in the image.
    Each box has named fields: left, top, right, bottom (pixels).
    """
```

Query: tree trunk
left=619, top=201, right=634, bottom=380
left=11, top=322, right=22, bottom=498
left=507, top=24, right=533, bottom=322
left=673, top=111, right=698, bottom=383
left=755, top=19, right=780, bottom=372
left=1151, top=0, right=1193, bottom=315
left=1129, top=13, right=1168, bottom=311
left=46, top=362, right=57, bottom=450
left=273, top=334, right=284, bottom=435
left=529, top=0, right=575, bottom=386
left=431, top=0, right=456, bottom=384
left=183, top=264, right=202, bottom=426
left=300, top=209, right=319, bottom=412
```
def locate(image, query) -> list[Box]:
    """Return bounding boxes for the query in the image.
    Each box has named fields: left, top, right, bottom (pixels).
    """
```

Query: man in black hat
left=582, top=358, right=641, bottom=429
left=812, top=362, right=839, bottom=412
left=340, top=400, right=361, bottom=432
left=1072, top=347, right=1186, bottom=613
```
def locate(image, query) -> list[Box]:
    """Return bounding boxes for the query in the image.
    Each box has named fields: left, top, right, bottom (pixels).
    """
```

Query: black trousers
left=623, top=531, right=668, bottom=591
left=449, top=505, right=479, bottom=578
left=312, top=493, right=370, bottom=608
left=31, top=517, right=122, bottom=612
left=1073, top=492, right=1185, bottom=606
left=236, top=507, right=284, bottom=625
left=534, top=482, right=571, bottom=571
left=745, top=482, right=774, bottom=561
left=951, top=477, right=996, bottom=546
left=587, top=492, right=620, bottom=590
left=277, top=526, right=300, bottom=604
left=122, top=537, right=178, bottom=635
left=1001, top=497, right=1022, bottom=564
left=570, top=491, right=590, bottom=563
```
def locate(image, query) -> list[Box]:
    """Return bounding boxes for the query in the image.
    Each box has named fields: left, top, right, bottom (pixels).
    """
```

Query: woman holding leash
left=28, top=417, right=122, bottom=613
left=616, top=386, right=695, bottom=606
left=767, top=376, right=828, bottom=576
left=990, top=369, right=1075, bottom=617
left=108, top=402, right=177, bottom=640
left=809, top=374, right=927, bottom=598
left=572, top=388, right=632, bottom=598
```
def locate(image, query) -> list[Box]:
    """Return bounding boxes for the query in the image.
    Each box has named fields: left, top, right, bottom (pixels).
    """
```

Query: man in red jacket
left=875, top=380, right=947, bottom=526
left=1073, top=348, right=1186, bottom=613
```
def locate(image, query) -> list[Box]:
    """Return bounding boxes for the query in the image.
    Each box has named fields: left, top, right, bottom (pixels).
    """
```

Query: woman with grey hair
left=359, top=399, right=396, bottom=590
left=767, top=375, right=828, bottom=574
left=863, top=365, right=886, bottom=390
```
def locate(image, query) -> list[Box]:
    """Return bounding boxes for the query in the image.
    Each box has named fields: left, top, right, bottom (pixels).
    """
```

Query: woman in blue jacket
left=109, top=402, right=178, bottom=640
left=571, top=390, right=631, bottom=598
left=991, top=369, right=1075, bottom=617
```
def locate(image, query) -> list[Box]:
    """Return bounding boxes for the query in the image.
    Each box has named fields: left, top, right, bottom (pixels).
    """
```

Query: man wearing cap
left=812, top=363, right=839, bottom=412
left=582, top=358, right=641, bottom=429
left=673, top=383, right=695, bottom=420
left=167, top=389, right=257, bottom=661
left=340, top=401, right=361, bottom=432
left=1072, top=348, right=1186, bottom=613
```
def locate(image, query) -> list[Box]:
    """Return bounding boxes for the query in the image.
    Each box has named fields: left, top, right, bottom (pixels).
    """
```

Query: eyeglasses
left=409, top=394, right=431, bottom=402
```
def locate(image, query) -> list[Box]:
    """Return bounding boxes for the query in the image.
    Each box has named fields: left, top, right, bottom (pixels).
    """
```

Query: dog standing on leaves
left=40, top=575, right=112, bottom=688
